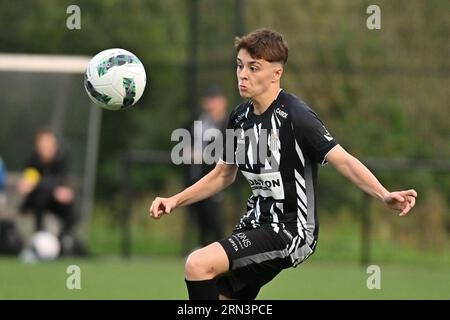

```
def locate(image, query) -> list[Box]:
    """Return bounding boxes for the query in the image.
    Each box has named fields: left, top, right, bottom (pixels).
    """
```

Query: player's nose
left=238, top=67, right=249, bottom=80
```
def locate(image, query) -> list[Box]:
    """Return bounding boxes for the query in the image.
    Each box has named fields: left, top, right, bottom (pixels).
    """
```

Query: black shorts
left=217, top=227, right=292, bottom=300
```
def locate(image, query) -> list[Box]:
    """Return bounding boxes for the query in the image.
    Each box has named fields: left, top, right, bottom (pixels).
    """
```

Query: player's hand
left=53, top=186, right=74, bottom=204
left=383, top=189, right=417, bottom=217
left=17, top=179, right=37, bottom=195
left=149, top=197, right=177, bottom=219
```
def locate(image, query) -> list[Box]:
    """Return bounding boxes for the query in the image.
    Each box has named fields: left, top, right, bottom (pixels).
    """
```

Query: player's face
left=202, top=96, right=227, bottom=121
left=236, top=49, right=280, bottom=99
left=36, top=133, right=58, bottom=163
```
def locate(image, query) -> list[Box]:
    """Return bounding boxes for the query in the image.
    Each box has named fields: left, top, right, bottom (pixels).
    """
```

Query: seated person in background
left=17, top=128, right=80, bottom=255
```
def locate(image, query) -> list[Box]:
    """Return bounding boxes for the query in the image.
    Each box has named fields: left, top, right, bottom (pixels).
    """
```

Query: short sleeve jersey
left=221, top=89, right=337, bottom=266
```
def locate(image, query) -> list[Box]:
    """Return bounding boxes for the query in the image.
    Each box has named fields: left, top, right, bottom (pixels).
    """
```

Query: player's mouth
left=239, top=85, right=248, bottom=92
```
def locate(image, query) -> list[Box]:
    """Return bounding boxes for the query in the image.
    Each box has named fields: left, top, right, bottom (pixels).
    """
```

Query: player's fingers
left=151, top=198, right=160, bottom=210
left=149, top=204, right=155, bottom=218
left=403, top=189, right=418, bottom=198
left=153, top=211, right=161, bottom=219
left=151, top=199, right=163, bottom=217
left=153, top=205, right=165, bottom=219
left=151, top=201, right=159, bottom=215
left=149, top=201, right=155, bottom=214
left=156, top=200, right=164, bottom=214
left=399, top=202, right=411, bottom=216
left=409, top=196, right=416, bottom=208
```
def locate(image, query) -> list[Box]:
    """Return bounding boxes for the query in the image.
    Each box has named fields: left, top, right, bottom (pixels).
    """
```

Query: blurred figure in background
left=0, top=156, right=6, bottom=210
left=0, top=156, right=23, bottom=255
left=17, top=128, right=83, bottom=256
left=184, top=85, right=228, bottom=253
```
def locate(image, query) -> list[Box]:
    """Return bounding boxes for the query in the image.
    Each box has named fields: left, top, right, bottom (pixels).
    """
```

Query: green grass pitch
left=0, top=257, right=449, bottom=299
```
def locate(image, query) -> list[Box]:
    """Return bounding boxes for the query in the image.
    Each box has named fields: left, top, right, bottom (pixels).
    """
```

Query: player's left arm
left=326, top=144, right=417, bottom=216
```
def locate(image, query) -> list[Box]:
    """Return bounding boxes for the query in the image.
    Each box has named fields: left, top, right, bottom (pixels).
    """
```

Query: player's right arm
left=149, top=162, right=238, bottom=219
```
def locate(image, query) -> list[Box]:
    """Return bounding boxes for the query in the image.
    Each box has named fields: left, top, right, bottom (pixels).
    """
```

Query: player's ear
left=271, top=63, right=283, bottom=83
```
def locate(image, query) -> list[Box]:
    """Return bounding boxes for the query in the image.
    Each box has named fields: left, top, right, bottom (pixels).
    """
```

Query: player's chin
left=238, top=89, right=251, bottom=99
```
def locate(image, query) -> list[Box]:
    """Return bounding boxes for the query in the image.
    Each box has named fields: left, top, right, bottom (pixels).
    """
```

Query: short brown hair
left=235, top=28, right=288, bottom=65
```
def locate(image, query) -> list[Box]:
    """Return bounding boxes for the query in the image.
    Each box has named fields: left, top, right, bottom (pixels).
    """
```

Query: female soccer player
left=149, top=28, right=417, bottom=300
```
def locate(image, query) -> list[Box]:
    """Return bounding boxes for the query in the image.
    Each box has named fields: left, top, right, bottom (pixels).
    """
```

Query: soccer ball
left=30, top=231, right=61, bottom=261
left=84, top=48, right=147, bottom=110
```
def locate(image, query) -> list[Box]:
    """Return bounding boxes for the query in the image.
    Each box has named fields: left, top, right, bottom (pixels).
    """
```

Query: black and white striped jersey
left=221, top=89, right=338, bottom=267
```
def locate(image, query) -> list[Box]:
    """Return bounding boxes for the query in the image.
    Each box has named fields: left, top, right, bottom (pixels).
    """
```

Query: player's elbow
left=223, top=170, right=237, bottom=187
left=215, top=164, right=237, bottom=187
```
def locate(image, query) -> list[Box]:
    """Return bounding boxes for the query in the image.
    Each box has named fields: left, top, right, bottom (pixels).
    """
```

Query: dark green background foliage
left=0, top=0, right=448, bottom=254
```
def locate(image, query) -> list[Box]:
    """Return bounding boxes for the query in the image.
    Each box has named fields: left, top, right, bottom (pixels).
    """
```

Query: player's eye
left=250, top=66, right=258, bottom=72
left=237, top=64, right=243, bottom=70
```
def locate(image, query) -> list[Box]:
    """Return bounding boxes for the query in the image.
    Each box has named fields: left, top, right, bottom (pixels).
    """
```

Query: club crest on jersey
left=270, top=130, right=280, bottom=152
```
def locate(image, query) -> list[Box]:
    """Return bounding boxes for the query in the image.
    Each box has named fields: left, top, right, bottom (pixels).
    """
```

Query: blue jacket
left=0, top=157, right=6, bottom=191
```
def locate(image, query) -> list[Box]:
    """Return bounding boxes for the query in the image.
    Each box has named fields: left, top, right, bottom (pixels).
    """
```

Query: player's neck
left=251, top=85, right=281, bottom=115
